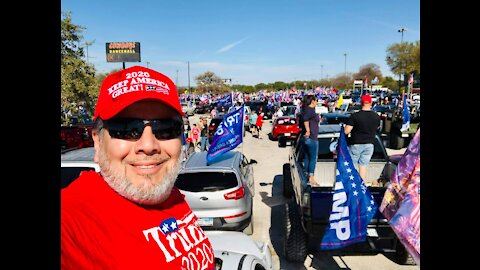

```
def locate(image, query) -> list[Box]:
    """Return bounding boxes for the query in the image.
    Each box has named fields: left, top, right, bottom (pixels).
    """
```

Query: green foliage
left=386, top=41, right=420, bottom=88
left=194, top=71, right=229, bottom=94
left=61, top=11, right=99, bottom=123
left=331, top=74, right=351, bottom=90
left=381, top=76, right=399, bottom=91
left=353, top=63, right=383, bottom=82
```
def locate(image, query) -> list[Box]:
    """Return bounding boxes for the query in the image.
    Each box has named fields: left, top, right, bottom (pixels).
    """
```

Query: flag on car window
left=379, top=128, right=420, bottom=264
left=207, top=105, right=244, bottom=165
left=400, top=95, right=410, bottom=132
left=217, top=93, right=233, bottom=109
left=320, top=126, right=378, bottom=250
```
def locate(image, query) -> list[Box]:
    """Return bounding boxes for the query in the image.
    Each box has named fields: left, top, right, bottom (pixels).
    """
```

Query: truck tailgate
left=310, top=186, right=387, bottom=221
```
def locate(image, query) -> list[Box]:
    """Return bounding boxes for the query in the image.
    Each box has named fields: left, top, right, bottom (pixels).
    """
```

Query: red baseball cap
left=361, top=94, right=372, bottom=104
left=94, top=66, right=184, bottom=120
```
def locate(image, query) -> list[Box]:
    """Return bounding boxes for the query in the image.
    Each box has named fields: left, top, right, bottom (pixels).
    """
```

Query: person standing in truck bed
left=344, top=94, right=380, bottom=181
left=300, top=94, right=320, bottom=186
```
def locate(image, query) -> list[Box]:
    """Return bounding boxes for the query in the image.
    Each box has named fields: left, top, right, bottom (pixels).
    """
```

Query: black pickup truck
left=280, top=124, right=415, bottom=265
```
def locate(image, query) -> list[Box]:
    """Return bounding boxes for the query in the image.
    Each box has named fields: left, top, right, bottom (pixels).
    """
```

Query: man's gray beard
left=98, top=150, right=182, bottom=206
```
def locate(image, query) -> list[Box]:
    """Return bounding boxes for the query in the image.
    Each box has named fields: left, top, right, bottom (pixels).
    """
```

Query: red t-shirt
left=255, top=114, right=264, bottom=127
left=61, top=171, right=215, bottom=270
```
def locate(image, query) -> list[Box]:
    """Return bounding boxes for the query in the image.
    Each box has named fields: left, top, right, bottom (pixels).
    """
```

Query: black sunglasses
left=103, top=118, right=183, bottom=140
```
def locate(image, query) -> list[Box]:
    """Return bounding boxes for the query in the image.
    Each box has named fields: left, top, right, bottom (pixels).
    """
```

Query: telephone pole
left=398, top=28, right=407, bottom=92
left=187, top=61, right=190, bottom=94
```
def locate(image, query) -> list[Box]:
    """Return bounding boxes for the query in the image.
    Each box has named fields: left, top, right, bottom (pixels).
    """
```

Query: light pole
left=83, top=41, right=94, bottom=64
left=146, top=61, right=150, bottom=68
left=343, top=53, right=347, bottom=76
left=321, top=64, right=323, bottom=80
left=398, top=28, right=407, bottom=43
left=187, top=61, right=190, bottom=94
left=397, top=28, right=407, bottom=92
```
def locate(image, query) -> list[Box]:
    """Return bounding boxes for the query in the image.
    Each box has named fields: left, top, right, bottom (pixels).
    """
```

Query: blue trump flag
left=206, top=104, right=244, bottom=165
left=217, top=93, right=233, bottom=109
left=320, top=126, right=378, bottom=250
left=400, top=95, right=410, bottom=132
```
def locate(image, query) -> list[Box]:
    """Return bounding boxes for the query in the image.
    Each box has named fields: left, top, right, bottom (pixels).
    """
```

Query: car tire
left=283, top=200, right=308, bottom=262
left=389, top=134, right=404, bottom=150
left=283, top=163, right=293, bottom=198
left=243, top=215, right=254, bottom=235
left=394, top=239, right=416, bottom=265
left=278, top=136, right=287, bottom=147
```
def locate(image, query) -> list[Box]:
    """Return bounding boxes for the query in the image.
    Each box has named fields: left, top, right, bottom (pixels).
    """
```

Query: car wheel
left=278, top=136, right=287, bottom=148
left=283, top=163, right=293, bottom=198
left=394, top=239, right=416, bottom=265
left=389, top=134, right=404, bottom=150
left=243, top=215, right=254, bottom=235
left=283, top=200, right=308, bottom=262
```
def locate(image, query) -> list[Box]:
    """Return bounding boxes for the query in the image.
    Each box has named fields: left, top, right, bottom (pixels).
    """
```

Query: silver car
left=61, top=147, right=99, bottom=188
left=175, top=151, right=257, bottom=234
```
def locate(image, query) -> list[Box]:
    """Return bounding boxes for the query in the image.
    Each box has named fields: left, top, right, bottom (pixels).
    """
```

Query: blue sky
left=61, top=0, right=420, bottom=87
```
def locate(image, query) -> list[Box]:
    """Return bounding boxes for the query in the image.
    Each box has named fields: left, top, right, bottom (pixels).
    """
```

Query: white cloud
left=216, top=37, right=249, bottom=53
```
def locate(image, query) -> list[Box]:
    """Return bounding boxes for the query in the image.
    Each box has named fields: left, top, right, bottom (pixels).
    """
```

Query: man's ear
left=92, top=129, right=101, bottom=163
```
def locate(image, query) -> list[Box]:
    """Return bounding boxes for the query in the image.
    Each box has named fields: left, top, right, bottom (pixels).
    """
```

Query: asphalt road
left=189, top=114, right=419, bottom=270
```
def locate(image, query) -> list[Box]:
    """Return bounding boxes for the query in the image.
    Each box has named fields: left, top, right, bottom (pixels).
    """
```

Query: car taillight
left=224, top=211, right=248, bottom=219
left=224, top=186, right=245, bottom=200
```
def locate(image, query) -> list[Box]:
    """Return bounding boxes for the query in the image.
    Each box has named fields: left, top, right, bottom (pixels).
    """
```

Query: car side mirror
left=249, top=159, right=258, bottom=165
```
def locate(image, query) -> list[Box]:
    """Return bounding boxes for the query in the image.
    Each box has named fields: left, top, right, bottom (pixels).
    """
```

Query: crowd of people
left=61, top=64, right=415, bottom=268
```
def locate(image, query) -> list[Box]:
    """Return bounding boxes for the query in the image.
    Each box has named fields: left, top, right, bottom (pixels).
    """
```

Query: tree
left=194, top=71, right=229, bottom=94
left=331, top=74, right=352, bottom=90
left=386, top=41, right=420, bottom=89
left=254, top=83, right=270, bottom=91
left=381, top=76, right=398, bottom=91
left=61, top=11, right=99, bottom=123
left=353, top=63, right=383, bottom=84
left=272, top=81, right=288, bottom=91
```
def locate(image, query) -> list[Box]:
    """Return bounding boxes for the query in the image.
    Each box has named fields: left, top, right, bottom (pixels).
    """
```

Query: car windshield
left=175, top=172, right=238, bottom=192
left=373, top=106, right=392, bottom=113
left=283, top=106, right=296, bottom=116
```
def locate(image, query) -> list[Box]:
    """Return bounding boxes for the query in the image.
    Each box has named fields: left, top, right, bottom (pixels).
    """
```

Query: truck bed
left=314, top=161, right=387, bottom=187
